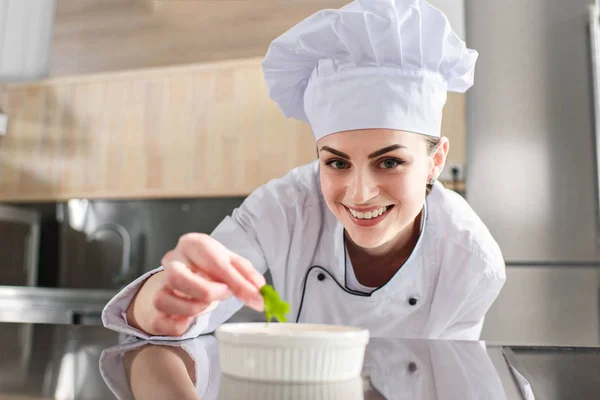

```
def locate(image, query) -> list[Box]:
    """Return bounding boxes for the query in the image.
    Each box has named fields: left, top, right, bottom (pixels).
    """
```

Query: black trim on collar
left=295, top=263, right=424, bottom=323
left=296, top=265, right=371, bottom=323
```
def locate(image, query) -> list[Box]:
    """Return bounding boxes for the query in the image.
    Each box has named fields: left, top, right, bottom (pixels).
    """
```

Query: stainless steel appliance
left=0, top=286, right=114, bottom=325
left=57, top=197, right=246, bottom=290
left=467, top=0, right=600, bottom=345
left=0, top=204, right=40, bottom=286
left=55, top=197, right=266, bottom=324
left=0, top=197, right=262, bottom=326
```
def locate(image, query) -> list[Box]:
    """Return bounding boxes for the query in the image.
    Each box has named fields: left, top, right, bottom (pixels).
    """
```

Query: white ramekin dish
left=215, top=322, right=370, bottom=383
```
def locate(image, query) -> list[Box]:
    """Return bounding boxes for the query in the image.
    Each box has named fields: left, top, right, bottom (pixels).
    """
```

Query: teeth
left=348, top=206, right=388, bottom=220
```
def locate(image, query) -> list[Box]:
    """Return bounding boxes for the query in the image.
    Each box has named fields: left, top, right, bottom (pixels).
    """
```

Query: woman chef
left=103, top=0, right=506, bottom=341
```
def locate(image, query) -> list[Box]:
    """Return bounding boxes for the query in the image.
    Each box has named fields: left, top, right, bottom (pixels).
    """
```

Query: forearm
left=126, top=271, right=165, bottom=336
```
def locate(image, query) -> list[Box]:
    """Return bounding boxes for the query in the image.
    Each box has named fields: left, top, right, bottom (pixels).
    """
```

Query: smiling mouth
left=343, top=205, right=394, bottom=221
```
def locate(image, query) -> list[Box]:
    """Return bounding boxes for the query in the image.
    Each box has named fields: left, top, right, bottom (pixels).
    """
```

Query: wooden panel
left=0, top=58, right=466, bottom=202
left=0, top=58, right=317, bottom=201
left=442, top=92, right=466, bottom=166
left=50, top=0, right=351, bottom=77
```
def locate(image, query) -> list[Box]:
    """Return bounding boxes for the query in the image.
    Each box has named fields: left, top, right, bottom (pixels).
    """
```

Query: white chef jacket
left=99, top=337, right=509, bottom=400
left=102, top=161, right=506, bottom=341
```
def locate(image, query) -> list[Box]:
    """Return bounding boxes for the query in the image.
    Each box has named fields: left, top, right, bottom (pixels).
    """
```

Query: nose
left=348, top=169, right=380, bottom=204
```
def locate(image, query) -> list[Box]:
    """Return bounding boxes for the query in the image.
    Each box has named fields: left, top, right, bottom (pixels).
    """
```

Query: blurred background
left=0, top=0, right=599, bottom=349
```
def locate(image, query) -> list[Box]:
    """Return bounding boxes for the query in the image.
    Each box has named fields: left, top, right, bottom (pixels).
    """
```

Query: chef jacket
left=102, top=161, right=506, bottom=341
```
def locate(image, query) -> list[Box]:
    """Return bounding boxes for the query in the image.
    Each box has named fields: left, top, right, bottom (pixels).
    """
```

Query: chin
left=345, top=229, right=391, bottom=249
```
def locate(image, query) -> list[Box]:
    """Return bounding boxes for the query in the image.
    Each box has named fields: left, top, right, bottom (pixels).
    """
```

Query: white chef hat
left=262, top=0, right=478, bottom=140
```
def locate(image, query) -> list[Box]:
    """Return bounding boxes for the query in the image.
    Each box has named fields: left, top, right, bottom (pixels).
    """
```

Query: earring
left=428, top=177, right=437, bottom=185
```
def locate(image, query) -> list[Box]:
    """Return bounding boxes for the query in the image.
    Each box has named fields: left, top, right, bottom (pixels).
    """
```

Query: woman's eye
left=326, top=160, right=349, bottom=170
left=379, top=158, right=404, bottom=169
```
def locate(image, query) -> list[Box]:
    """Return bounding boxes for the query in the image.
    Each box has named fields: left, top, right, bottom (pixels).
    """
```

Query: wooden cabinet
left=49, top=0, right=351, bottom=78
left=0, top=58, right=316, bottom=201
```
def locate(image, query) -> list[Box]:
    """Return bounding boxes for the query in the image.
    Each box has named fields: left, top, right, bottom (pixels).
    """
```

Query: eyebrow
left=319, top=144, right=407, bottom=160
left=367, top=144, right=408, bottom=159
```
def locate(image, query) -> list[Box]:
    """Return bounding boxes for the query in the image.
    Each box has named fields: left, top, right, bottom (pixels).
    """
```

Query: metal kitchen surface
left=0, top=286, right=115, bottom=326
left=1, top=322, right=600, bottom=399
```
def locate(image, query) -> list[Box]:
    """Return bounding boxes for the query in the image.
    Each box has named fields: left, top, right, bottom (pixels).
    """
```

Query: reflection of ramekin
left=217, top=374, right=364, bottom=400
left=215, top=323, right=370, bottom=383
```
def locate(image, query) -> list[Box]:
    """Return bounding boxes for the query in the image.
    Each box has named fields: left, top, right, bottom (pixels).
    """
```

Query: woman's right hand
left=127, top=233, right=266, bottom=337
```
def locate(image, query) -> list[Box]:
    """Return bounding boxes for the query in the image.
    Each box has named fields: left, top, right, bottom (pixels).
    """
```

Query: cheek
left=382, top=174, right=419, bottom=198
left=381, top=172, right=427, bottom=211
left=319, top=174, right=343, bottom=205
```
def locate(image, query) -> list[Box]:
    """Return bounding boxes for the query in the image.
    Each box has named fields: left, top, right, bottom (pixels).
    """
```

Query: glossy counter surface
left=0, top=322, right=599, bottom=399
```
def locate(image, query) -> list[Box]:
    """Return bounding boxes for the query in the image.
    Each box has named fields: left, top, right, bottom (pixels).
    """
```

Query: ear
left=429, top=137, right=449, bottom=181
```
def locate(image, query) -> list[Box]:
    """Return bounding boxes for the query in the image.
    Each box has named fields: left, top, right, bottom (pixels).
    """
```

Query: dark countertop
left=1, top=322, right=599, bottom=400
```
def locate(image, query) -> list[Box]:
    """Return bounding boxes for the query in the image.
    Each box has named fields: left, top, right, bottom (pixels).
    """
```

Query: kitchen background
left=0, top=0, right=598, bottom=347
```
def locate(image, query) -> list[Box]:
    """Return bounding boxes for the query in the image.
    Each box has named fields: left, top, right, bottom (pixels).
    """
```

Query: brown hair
left=425, top=136, right=441, bottom=195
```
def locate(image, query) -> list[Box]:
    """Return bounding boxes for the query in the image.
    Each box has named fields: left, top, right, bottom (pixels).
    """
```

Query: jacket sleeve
left=437, top=263, right=506, bottom=341
left=102, top=174, right=297, bottom=340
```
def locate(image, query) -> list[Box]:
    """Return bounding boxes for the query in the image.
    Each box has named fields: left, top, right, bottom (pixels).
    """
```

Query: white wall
left=481, top=267, right=600, bottom=346
left=0, top=0, right=56, bottom=82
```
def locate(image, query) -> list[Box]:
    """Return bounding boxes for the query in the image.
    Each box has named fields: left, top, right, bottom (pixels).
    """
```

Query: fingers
left=230, top=253, right=267, bottom=289
left=229, top=254, right=265, bottom=311
left=153, top=287, right=213, bottom=317
left=161, top=234, right=266, bottom=313
left=150, top=313, right=194, bottom=337
left=163, top=260, right=232, bottom=301
left=211, top=260, right=264, bottom=311
left=181, top=244, right=265, bottom=312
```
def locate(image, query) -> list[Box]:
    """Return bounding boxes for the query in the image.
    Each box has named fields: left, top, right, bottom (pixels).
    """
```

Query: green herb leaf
left=259, top=284, right=290, bottom=323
